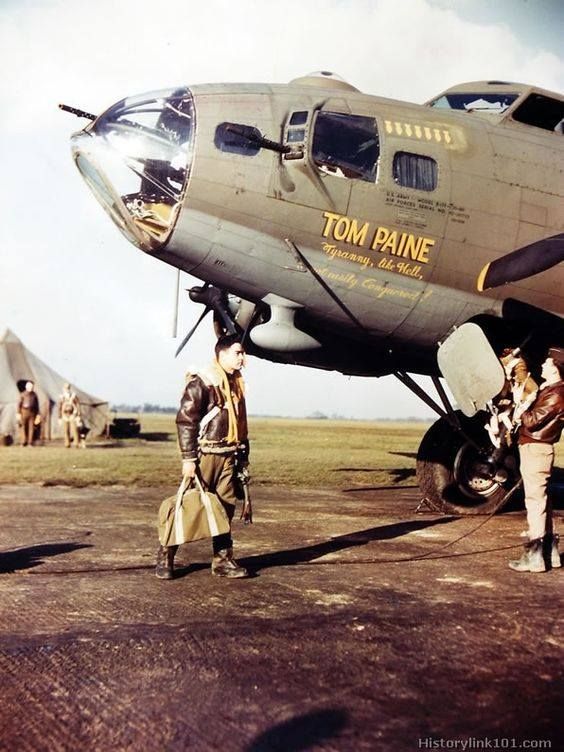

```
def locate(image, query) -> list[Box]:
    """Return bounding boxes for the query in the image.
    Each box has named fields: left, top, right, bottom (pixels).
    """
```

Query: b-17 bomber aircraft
left=61, top=71, right=564, bottom=515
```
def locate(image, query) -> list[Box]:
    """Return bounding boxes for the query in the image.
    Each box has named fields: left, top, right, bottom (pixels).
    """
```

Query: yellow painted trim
left=384, top=120, right=453, bottom=146
left=477, top=262, right=490, bottom=292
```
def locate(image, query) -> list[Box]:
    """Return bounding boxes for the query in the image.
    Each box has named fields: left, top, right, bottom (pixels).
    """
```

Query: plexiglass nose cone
left=71, top=87, right=195, bottom=251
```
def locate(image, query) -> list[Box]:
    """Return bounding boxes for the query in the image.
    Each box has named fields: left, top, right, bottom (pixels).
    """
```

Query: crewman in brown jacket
left=509, top=347, right=564, bottom=573
left=156, top=333, right=250, bottom=580
left=17, top=381, right=40, bottom=447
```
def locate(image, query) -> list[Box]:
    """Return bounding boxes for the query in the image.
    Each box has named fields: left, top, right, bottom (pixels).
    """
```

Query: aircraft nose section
left=70, top=87, right=195, bottom=251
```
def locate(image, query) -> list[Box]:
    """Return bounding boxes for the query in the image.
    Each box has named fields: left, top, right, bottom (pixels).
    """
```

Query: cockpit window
left=512, top=94, right=564, bottom=133
left=312, top=112, right=379, bottom=182
left=429, top=93, right=518, bottom=114
left=71, top=87, right=194, bottom=251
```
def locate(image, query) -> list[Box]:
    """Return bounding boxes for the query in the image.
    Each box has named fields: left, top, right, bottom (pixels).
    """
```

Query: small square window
left=289, top=111, right=308, bottom=126
left=393, top=152, right=437, bottom=191
left=287, top=129, right=306, bottom=143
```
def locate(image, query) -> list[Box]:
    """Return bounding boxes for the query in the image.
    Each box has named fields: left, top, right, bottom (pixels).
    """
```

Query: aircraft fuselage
left=70, top=75, right=564, bottom=377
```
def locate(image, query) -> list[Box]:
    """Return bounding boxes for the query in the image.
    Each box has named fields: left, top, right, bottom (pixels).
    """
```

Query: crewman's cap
left=547, top=347, right=564, bottom=366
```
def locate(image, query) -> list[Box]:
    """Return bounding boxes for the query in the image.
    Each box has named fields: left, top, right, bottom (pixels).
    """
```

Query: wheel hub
left=453, top=443, right=503, bottom=499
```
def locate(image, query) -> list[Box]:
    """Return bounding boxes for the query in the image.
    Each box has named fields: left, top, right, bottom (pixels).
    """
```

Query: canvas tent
left=0, top=328, right=109, bottom=442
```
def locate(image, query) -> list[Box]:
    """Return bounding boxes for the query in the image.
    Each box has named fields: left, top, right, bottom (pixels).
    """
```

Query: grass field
left=0, top=414, right=433, bottom=489
left=3, top=413, right=562, bottom=490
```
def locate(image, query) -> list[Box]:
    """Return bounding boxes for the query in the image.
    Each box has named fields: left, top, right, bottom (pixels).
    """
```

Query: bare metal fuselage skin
left=71, top=77, right=564, bottom=378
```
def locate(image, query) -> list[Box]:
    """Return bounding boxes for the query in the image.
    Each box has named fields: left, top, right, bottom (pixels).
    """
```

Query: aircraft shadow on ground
left=334, top=468, right=417, bottom=489
left=388, top=451, right=419, bottom=460
left=0, top=542, right=92, bottom=573
left=334, top=450, right=418, bottom=485
left=245, top=708, right=348, bottom=752
left=174, top=517, right=457, bottom=578
left=342, top=483, right=419, bottom=492
left=337, top=463, right=563, bottom=507
left=334, top=466, right=416, bottom=482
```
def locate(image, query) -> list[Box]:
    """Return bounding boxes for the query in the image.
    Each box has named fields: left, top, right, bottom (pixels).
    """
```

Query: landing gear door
left=438, top=323, right=506, bottom=417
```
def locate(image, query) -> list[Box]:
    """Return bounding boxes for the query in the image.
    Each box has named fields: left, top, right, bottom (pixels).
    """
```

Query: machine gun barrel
left=58, top=104, right=97, bottom=121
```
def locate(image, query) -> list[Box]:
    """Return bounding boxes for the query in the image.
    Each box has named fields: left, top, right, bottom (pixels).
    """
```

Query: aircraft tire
left=416, top=412, right=519, bottom=515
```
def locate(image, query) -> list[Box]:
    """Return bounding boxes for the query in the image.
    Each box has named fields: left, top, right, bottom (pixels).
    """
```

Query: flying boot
left=508, top=538, right=546, bottom=573
left=211, top=548, right=249, bottom=578
left=544, top=533, right=561, bottom=569
left=155, top=545, right=178, bottom=579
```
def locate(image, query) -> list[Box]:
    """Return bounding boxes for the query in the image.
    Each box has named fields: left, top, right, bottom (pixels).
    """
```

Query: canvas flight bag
left=158, top=474, right=230, bottom=547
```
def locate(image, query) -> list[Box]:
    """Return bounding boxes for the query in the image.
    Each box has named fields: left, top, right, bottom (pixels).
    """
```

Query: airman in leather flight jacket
left=176, top=370, right=249, bottom=462
left=519, top=381, right=564, bottom=445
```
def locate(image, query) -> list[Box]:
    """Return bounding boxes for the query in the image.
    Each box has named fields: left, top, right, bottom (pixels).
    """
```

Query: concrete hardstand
left=0, top=483, right=562, bottom=752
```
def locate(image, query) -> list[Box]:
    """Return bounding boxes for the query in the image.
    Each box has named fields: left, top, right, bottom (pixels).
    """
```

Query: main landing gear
left=416, top=412, right=519, bottom=515
left=395, top=373, right=519, bottom=515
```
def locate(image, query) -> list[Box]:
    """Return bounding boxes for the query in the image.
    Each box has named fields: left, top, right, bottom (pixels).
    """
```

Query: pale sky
left=1, top=0, right=562, bottom=418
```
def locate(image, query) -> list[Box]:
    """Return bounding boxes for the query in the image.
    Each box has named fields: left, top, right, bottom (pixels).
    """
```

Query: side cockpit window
left=511, top=94, right=564, bottom=133
left=393, top=152, right=438, bottom=191
left=312, top=112, right=379, bottom=182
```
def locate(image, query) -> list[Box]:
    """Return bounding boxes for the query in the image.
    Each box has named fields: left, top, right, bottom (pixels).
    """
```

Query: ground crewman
left=509, top=346, right=564, bottom=572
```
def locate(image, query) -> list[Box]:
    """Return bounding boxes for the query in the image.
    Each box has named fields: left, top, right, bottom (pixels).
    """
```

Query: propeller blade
left=175, top=283, right=238, bottom=357
left=174, top=306, right=211, bottom=357
left=214, top=301, right=238, bottom=335
left=477, top=233, right=564, bottom=291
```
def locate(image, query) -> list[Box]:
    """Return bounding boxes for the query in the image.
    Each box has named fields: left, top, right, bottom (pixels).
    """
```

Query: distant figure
left=156, top=333, right=251, bottom=580
left=17, top=381, right=40, bottom=447
left=58, top=383, right=81, bottom=448
left=509, top=347, right=564, bottom=573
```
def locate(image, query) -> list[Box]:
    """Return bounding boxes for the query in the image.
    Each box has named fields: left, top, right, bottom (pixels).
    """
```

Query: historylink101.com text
left=417, top=738, right=551, bottom=750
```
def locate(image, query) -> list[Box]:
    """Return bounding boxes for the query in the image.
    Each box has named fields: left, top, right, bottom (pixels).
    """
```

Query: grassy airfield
left=0, top=414, right=434, bottom=489
left=3, top=413, right=562, bottom=489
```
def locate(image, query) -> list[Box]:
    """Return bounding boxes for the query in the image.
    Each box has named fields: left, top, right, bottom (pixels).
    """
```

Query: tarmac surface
left=0, top=482, right=562, bottom=752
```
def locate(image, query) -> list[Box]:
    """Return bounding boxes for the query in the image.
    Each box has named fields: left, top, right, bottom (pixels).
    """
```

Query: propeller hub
left=188, top=285, right=210, bottom=304
left=188, top=285, right=225, bottom=309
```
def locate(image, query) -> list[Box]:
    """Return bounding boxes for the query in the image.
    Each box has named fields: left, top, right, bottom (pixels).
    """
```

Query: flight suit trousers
left=519, top=442, right=555, bottom=540
left=198, top=452, right=240, bottom=553
left=20, top=409, right=37, bottom=446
